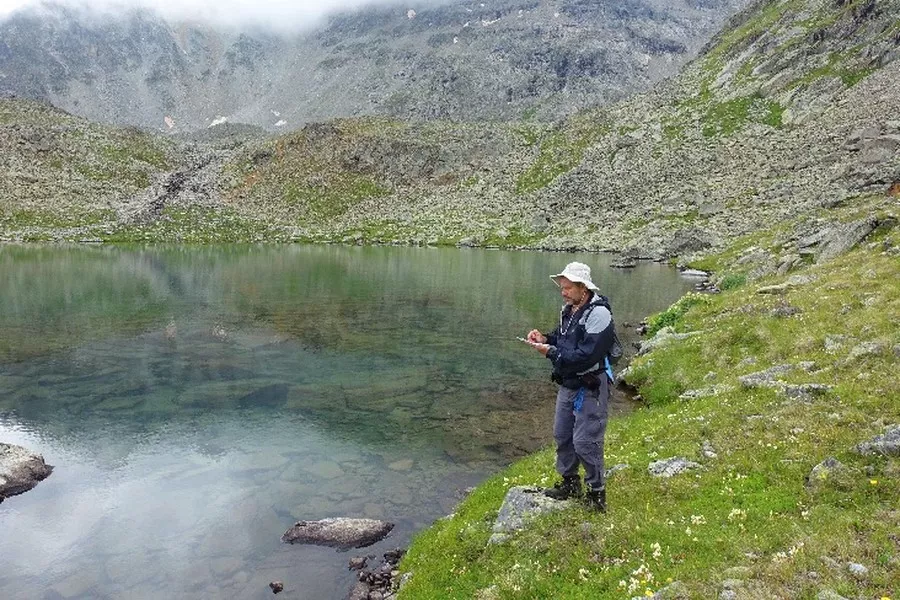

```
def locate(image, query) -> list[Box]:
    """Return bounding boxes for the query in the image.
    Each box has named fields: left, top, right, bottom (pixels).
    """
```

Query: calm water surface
left=0, top=244, right=694, bottom=599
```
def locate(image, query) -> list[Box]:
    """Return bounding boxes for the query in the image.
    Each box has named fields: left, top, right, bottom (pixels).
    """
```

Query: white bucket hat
left=551, top=261, right=599, bottom=291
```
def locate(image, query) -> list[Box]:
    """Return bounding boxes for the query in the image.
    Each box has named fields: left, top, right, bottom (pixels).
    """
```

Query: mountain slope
left=212, top=0, right=899, bottom=259
left=0, top=0, right=749, bottom=130
left=0, top=0, right=897, bottom=257
left=0, top=97, right=178, bottom=240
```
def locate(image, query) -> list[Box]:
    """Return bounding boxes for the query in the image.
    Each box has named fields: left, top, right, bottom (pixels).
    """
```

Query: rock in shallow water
left=281, top=518, right=394, bottom=550
left=0, top=442, right=54, bottom=503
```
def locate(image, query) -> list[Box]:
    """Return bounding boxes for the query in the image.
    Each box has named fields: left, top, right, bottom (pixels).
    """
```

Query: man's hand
left=528, top=342, right=550, bottom=356
left=527, top=329, right=547, bottom=344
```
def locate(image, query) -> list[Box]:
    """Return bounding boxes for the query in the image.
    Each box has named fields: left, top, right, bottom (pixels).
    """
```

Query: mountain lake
left=0, top=244, right=695, bottom=599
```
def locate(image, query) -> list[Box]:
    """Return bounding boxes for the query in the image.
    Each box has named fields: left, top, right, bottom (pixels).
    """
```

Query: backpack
left=587, top=294, right=624, bottom=366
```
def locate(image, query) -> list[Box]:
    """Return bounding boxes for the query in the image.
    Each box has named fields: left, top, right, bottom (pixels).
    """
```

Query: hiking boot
left=585, top=487, right=607, bottom=513
left=543, top=476, right=582, bottom=500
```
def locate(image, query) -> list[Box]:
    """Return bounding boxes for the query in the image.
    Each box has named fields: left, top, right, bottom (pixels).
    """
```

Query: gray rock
left=531, top=214, right=550, bottom=233
left=845, top=126, right=882, bottom=150
left=606, top=463, right=630, bottom=478
left=855, top=424, right=900, bottom=456
left=816, top=217, right=878, bottom=263
left=281, top=518, right=394, bottom=550
left=0, top=442, right=54, bottom=503
left=771, top=304, right=801, bottom=318
left=718, top=591, right=737, bottom=600
left=780, top=383, right=833, bottom=401
left=815, top=591, right=849, bottom=600
left=806, top=457, right=847, bottom=488
left=679, top=385, right=733, bottom=400
left=679, top=269, right=709, bottom=279
left=738, top=362, right=816, bottom=388
left=488, top=486, right=570, bottom=544
left=648, top=581, right=689, bottom=599
left=638, top=327, right=702, bottom=356
left=824, top=335, right=847, bottom=353
left=756, top=282, right=793, bottom=295
left=847, top=341, right=884, bottom=360
left=859, top=135, right=900, bottom=164
left=648, top=457, right=700, bottom=477
left=701, top=440, right=718, bottom=459
left=347, top=581, right=370, bottom=600
left=787, top=274, right=817, bottom=286
left=846, top=562, right=868, bottom=579
left=776, top=254, right=802, bottom=275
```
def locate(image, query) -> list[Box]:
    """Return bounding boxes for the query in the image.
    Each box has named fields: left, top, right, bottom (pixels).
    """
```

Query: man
left=526, top=261, right=614, bottom=512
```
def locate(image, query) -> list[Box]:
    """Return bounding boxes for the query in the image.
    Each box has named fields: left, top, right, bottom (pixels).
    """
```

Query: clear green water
left=0, top=244, right=694, bottom=599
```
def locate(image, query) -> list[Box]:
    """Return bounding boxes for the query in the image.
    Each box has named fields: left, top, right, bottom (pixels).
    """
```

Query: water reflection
left=0, top=244, right=693, bottom=599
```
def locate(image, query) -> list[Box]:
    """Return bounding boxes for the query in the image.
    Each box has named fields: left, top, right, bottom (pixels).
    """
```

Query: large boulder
left=816, top=217, right=878, bottom=263
left=0, top=442, right=54, bottom=503
left=281, top=518, right=394, bottom=550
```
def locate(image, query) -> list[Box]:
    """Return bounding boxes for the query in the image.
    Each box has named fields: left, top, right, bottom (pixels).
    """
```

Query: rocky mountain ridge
left=0, top=0, right=748, bottom=130
left=1, top=0, right=898, bottom=267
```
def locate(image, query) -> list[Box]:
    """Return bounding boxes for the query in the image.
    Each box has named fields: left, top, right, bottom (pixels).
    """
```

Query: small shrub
left=646, top=293, right=709, bottom=336
left=719, top=273, right=747, bottom=291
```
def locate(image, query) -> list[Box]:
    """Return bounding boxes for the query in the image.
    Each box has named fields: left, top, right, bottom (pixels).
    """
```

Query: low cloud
left=0, top=0, right=416, bottom=31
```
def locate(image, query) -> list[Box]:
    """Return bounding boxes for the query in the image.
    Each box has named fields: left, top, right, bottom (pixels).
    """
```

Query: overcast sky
left=0, top=0, right=410, bottom=29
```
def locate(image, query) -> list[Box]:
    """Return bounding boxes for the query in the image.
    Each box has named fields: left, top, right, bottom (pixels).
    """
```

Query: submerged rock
left=0, top=442, right=54, bottom=503
left=281, top=518, right=394, bottom=550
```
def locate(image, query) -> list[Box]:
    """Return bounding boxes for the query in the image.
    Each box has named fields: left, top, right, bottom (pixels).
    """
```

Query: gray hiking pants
left=553, top=375, right=609, bottom=491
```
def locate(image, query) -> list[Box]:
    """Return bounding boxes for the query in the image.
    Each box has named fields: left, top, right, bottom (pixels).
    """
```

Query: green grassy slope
left=397, top=197, right=899, bottom=599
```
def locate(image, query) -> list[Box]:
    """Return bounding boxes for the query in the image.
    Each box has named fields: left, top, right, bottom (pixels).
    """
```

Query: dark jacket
left=545, top=292, right=615, bottom=389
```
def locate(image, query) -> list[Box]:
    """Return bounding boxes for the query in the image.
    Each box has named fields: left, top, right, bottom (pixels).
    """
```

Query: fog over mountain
left=0, top=0, right=750, bottom=130
left=0, top=0, right=405, bottom=30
